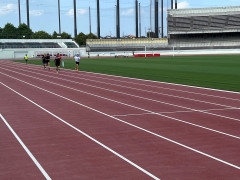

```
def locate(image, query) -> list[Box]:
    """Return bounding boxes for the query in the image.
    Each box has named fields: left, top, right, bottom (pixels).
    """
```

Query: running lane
left=0, top=78, right=155, bottom=180
left=1, top=62, right=240, bottom=179
left=1, top=63, right=240, bottom=138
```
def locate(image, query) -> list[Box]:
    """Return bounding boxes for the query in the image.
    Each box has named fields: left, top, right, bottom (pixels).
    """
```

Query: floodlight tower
left=89, top=6, right=92, bottom=34
left=155, top=0, right=159, bottom=38
left=97, top=0, right=100, bottom=38
left=26, top=0, right=30, bottom=28
left=73, top=0, right=77, bottom=37
left=58, top=0, right=61, bottom=34
left=139, top=3, right=141, bottom=37
left=18, top=0, right=21, bottom=25
left=135, top=0, right=138, bottom=38
left=116, top=0, right=120, bottom=38
left=150, top=0, right=152, bottom=33
left=161, top=0, right=163, bottom=38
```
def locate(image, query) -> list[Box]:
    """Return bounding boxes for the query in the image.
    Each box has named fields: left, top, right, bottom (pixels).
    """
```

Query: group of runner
left=40, top=53, right=80, bottom=73
left=24, top=53, right=81, bottom=73
left=42, top=53, right=51, bottom=71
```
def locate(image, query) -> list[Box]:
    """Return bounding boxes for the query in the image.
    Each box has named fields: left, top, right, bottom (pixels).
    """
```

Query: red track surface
left=1, top=60, right=240, bottom=180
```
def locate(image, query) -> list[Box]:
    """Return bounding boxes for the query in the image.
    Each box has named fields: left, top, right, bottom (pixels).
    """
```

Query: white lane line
left=1, top=65, right=240, bottom=124
left=5, top=61, right=240, bottom=101
left=1, top=63, right=239, bottom=116
left=1, top=75, right=240, bottom=171
left=113, top=107, right=240, bottom=117
left=69, top=68, right=240, bottom=95
left=1, top=68, right=240, bottom=140
left=0, top=82, right=160, bottom=180
left=0, top=113, right=52, bottom=180
left=1, top=64, right=240, bottom=118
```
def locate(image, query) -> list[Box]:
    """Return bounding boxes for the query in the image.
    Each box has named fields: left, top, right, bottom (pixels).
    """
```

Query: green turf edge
left=14, top=55, right=240, bottom=92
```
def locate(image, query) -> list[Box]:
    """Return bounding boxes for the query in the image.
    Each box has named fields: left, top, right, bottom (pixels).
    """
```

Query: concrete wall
left=1, top=47, right=240, bottom=60
left=0, top=48, right=87, bottom=59
left=87, top=48, right=240, bottom=57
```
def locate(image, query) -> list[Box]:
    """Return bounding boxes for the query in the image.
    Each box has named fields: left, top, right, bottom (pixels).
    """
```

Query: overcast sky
left=1, top=0, right=240, bottom=37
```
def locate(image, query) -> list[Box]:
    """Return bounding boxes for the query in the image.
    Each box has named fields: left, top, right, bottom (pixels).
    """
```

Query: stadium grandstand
left=86, top=38, right=168, bottom=52
left=87, top=6, right=240, bottom=53
left=2, top=4, right=240, bottom=58
left=0, top=39, right=84, bottom=59
left=168, top=6, right=240, bottom=49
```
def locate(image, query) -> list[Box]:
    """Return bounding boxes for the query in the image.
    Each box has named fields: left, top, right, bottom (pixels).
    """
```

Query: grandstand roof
left=0, top=39, right=79, bottom=49
left=168, top=6, right=240, bottom=17
left=0, top=39, right=74, bottom=43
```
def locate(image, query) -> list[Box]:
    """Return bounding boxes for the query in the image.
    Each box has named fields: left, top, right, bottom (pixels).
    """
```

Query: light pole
left=58, top=0, right=61, bottom=34
left=155, top=0, right=159, bottom=38
left=73, top=0, right=77, bottom=37
left=97, top=0, right=100, bottom=38
left=161, top=0, right=163, bottom=38
left=18, top=0, right=21, bottom=25
left=89, top=6, right=92, bottom=34
left=139, top=3, right=141, bottom=37
left=26, top=0, right=30, bottom=28
left=116, top=0, right=120, bottom=38
left=135, top=0, right=138, bottom=38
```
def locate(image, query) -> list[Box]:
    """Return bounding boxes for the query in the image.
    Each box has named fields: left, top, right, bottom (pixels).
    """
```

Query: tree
left=147, top=31, right=155, bottom=38
left=52, top=31, right=72, bottom=39
left=17, top=23, right=33, bottom=39
left=52, top=31, right=59, bottom=39
left=2, top=23, right=17, bottom=39
left=61, top=32, right=72, bottom=39
left=87, top=33, right=97, bottom=39
left=0, top=27, right=2, bottom=39
left=75, top=32, right=87, bottom=45
left=31, top=31, right=52, bottom=39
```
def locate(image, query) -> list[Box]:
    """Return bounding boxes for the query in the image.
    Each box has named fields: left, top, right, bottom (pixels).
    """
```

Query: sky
left=1, top=0, right=240, bottom=37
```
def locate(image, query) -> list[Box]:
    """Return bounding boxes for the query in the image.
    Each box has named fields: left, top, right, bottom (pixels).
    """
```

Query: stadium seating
left=0, top=39, right=83, bottom=59
left=167, top=6, right=240, bottom=50
left=0, top=39, right=80, bottom=49
left=87, top=38, right=168, bottom=52
left=168, top=7, right=240, bottom=33
left=64, top=42, right=78, bottom=48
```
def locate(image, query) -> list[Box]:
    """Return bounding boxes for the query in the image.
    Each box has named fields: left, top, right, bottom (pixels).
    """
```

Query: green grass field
left=15, top=55, right=240, bottom=92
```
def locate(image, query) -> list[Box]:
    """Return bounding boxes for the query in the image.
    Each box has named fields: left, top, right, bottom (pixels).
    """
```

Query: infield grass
left=15, top=55, right=240, bottom=92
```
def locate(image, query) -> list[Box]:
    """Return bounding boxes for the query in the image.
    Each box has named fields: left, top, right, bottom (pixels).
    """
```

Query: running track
left=1, top=60, right=240, bottom=180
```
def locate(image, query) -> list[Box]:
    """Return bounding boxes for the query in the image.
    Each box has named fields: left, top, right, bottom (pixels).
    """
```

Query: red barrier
left=134, top=54, right=160, bottom=57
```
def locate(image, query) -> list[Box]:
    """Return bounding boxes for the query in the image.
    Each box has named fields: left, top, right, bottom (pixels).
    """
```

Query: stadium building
left=168, top=6, right=240, bottom=49
left=0, top=39, right=83, bottom=59
left=1, top=6, right=240, bottom=59
left=87, top=6, right=240, bottom=53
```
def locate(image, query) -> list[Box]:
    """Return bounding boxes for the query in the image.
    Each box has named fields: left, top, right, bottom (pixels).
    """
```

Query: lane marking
left=1, top=63, right=240, bottom=119
left=0, top=82, right=160, bottom=180
left=4, top=61, right=240, bottom=101
left=73, top=69, right=240, bottom=95
left=113, top=107, right=240, bottom=117
left=1, top=67, right=240, bottom=141
left=1, top=68, right=240, bottom=141
left=1, top=75, right=240, bottom=171
left=1, top=64, right=240, bottom=120
left=0, top=114, right=51, bottom=180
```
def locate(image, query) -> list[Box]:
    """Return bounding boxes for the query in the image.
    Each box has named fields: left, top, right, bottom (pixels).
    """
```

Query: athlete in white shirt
left=74, top=54, right=81, bottom=71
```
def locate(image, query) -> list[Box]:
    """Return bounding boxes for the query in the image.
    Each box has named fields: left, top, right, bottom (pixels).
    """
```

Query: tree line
left=0, top=23, right=97, bottom=46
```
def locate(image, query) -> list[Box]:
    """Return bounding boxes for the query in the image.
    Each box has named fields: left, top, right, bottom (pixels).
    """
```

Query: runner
left=45, top=53, right=51, bottom=71
left=54, top=53, right=61, bottom=73
left=42, top=54, right=46, bottom=69
left=24, top=54, right=28, bottom=64
left=74, top=53, right=81, bottom=71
